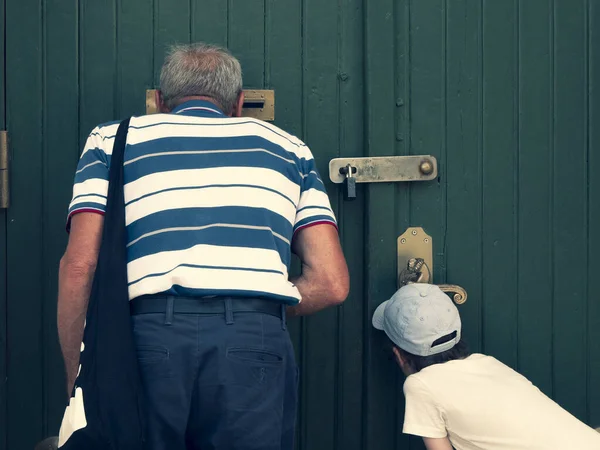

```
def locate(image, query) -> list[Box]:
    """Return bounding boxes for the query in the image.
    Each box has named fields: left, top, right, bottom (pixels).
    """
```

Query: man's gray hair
left=160, top=43, right=243, bottom=113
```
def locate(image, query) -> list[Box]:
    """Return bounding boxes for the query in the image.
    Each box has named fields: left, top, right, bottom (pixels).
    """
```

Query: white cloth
left=403, top=354, right=600, bottom=449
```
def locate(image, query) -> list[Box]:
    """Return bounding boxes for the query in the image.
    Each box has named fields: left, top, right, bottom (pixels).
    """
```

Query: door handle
left=397, top=227, right=467, bottom=305
left=398, top=257, right=468, bottom=305
left=437, top=284, right=468, bottom=305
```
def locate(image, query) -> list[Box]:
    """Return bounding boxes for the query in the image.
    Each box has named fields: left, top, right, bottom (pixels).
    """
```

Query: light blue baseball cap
left=372, top=283, right=461, bottom=356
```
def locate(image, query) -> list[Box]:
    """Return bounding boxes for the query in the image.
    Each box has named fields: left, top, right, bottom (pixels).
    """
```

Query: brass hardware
left=398, top=258, right=430, bottom=285
left=145, top=89, right=275, bottom=121
left=329, top=156, right=437, bottom=184
left=0, top=131, right=9, bottom=209
left=397, top=227, right=467, bottom=305
left=437, top=285, right=468, bottom=305
left=419, top=160, right=434, bottom=176
left=146, top=89, right=159, bottom=114
left=242, top=90, right=275, bottom=121
left=397, top=227, right=433, bottom=285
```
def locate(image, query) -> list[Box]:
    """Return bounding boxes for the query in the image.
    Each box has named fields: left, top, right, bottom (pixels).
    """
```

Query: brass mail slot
left=241, top=90, right=275, bottom=121
left=145, top=89, right=275, bottom=121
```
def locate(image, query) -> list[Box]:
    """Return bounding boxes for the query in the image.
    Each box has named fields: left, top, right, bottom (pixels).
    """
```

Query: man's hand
left=287, top=224, right=349, bottom=317
left=423, top=437, right=454, bottom=450
left=57, top=213, right=103, bottom=395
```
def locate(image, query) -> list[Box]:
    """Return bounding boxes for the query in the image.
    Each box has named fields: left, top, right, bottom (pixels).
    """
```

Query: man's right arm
left=287, top=223, right=349, bottom=317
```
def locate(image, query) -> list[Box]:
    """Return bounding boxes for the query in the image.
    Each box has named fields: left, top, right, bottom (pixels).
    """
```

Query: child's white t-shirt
left=403, top=353, right=600, bottom=449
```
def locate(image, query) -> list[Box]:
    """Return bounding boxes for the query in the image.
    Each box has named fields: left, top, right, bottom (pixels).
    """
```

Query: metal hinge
left=145, top=89, right=275, bottom=121
left=0, top=131, right=8, bottom=209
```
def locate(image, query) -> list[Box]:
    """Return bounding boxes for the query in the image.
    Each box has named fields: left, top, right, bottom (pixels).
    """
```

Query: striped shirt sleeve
left=293, top=151, right=337, bottom=233
left=66, top=127, right=110, bottom=230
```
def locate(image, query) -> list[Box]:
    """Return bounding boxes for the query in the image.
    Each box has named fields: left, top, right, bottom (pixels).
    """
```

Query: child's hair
left=395, top=338, right=471, bottom=372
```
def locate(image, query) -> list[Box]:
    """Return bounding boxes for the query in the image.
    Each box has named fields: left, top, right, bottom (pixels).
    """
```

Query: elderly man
left=57, top=43, right=349, bottom=450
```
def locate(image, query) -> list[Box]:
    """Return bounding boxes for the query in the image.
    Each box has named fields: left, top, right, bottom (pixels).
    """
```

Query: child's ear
left=392, top=347, right=404, bottom=367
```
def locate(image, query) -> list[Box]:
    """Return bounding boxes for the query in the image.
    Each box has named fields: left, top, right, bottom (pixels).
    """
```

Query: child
left=372, top=283, right=600, bottom=450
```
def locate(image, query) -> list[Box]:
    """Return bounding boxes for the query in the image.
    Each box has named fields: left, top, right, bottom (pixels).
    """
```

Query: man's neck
left=175, top=96, right=227, bottom=114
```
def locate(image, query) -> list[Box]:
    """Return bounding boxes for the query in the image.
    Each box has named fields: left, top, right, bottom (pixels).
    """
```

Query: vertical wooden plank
left=267, top=0, right=302, bottom=136
left=228, top=0, right=264, bottom=88
left=0, top=0, right=7, bottom=443
left=5, top=0, right=44, bottom=445
left=80, top=0, right=116, bottom=144
left=481, top=0, right=518, bottom=367
left=43, top=0, right=79, bottom=435
left=153, top=0, right=190, bottom=86
left=407, top=0, right=446, bottom=281
left=394, top=0, right=411, bottom=238
left=266, top=0, right=303, bottom=446
left=364, top=0, right=399, bottom=449
left=191, top=0, right=227, bottom=46
left=336, top=0, right=365, bottom=448
left=400, top=3, right=446, bottom=449
left=301, top=0, right=340, bottom=448
left=588, top=0, right=600, bottom=429
left=516, top=0, right=553, bottom=395
left=118, top=0, right=153, bottom=117
left=446, top=0, right=483, bottom=355
left=552, top=0, right=588, bottom=421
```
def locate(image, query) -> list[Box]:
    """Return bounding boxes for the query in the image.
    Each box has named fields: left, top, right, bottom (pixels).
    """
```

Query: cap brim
left=372, top=300, right=390, bottom=330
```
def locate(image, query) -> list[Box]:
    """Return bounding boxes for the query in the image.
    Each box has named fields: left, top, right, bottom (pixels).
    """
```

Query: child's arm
left=423, top=437, right=454, bottom=450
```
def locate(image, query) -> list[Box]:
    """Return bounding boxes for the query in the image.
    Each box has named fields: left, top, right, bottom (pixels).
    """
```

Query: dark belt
left=130, top=295, right=284, bottom=318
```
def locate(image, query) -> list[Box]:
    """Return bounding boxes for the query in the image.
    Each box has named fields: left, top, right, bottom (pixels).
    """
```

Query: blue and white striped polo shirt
left=67, top=100, right=337, bottom=304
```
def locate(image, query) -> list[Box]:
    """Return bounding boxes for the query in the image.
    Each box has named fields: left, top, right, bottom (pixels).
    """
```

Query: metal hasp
left=397, top=227, right=468, bottom=305
left=0, top=131, right=8, bottom=209
left=329, top=155, right=438, bottom=185
left=145, top=89, right=275, bottom=121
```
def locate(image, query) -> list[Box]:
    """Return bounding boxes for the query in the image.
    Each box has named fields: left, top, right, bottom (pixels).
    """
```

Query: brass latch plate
left=397, top=227, right=433, bottom=286
left=0, top=131, right=8, bottom=208
left=145, top=89, right=275, bottom=121
left=396, top=227, right=468, bottom=305
left=329, top=156, right=438, bottom=184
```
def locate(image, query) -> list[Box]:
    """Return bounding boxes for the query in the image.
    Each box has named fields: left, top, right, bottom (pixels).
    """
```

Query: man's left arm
left=57, top=213, right=103, bottom=396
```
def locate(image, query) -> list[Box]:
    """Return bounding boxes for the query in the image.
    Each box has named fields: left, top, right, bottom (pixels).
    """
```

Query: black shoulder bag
left=58, top=118, right=146, bottom=449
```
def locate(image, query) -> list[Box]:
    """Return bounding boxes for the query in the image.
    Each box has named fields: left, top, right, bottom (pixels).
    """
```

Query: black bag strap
left=63, top=118, right=144, bottom=450
left=84, top=117, right=131, bottom=358
left=104, top=118, right=130, bottom=228
left=90, top=118, right=146, bottom=448
left=83, top=117, right=131, bottom=347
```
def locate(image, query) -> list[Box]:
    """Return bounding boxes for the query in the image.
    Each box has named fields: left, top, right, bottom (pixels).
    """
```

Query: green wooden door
left=1, top=1, right=600, bottom=449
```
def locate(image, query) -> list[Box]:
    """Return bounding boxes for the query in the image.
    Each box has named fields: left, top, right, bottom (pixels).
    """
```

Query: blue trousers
left=131, top=304, right=298, bottom=450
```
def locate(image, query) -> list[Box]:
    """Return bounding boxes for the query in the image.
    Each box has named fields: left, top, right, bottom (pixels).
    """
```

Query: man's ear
left=232, top=91, right=244, bottom=117
left=157, top=90, right=170, bottom=113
